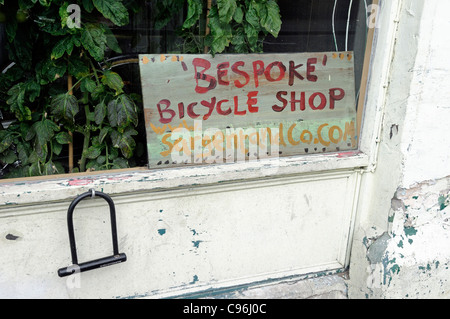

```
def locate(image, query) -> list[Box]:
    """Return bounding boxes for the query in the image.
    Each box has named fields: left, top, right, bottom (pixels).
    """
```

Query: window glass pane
left=263, top=0, right=372, bottom=101
left=0, top=0, right=374, bottom=178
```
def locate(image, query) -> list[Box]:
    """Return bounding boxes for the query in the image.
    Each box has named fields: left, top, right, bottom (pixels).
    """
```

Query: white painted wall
left=400, top=0, right=450, bottom=188
left=349, top=0, right=450, bottom=299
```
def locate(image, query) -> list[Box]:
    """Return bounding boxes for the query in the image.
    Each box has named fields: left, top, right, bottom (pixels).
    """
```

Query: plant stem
left=49, top=140, right=53, bottom=163
left=105, top=142, right=110, bottom=168
left=67, top=74, right=90, bottom=95
left=79, top=98, right=91, bottom=172
left=77, top=57, right=100, bottom=173
left=89, top=59, right=100, bottom=85
left=204, top=0, right=212, bottom=53
left=67, top=75, right=74, bottom=173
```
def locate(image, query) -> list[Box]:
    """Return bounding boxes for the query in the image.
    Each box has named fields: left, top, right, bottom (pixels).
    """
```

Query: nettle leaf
left=0, top=64, right=24, bottom=93
left=52, top=38, right=69, bottom=60
left=99, top=126, right=111, bottom=143
left=59, top=2, right=70, bottom=29
left=25, top=125, right=36, bottom=141
left=36, top=59, right=67, bottom=84
left=80, top=77, right=97, bottom=93
left=96, top=155, right=106, bottom=165
left=86, top=159, right=103, bottom=171
left=28, top=150, right=39, bottom=164
left=35, top=139, right=48, bottom=162
left=68, top=56, right=90, bottom=80
left=86, top=109, right=96, bottom=122
left=7, top=83, right=26, bottom=112
left=51, top=36, right=80, bottom=60
left=94, top=100, right=106, bottom=125
left=260, top=0, right=282, bottom=37
left=33, top=119, right=60, bottom=146
left=18, top=0, right=36, bottom=10
left=92, top=0, right=129, bottom=26
left=26, top=79, right=41, bottom=102
left=7, top=82, right=31, bottom=121
left=43, top=161, right=58, bottom=175
left=154, top=0, right=185, bottom=30
left=108, top=146, right=118, bottom=160
left=112, top=157, right=129, bottom=169
left=81, top=23, right=107, bottom=61
left=101, top=70, right=124, bottom=94
left=18, top=122, right=32, bottom=140
left=91, top=135, right=101, bottom=147
left=231, top=26, right=247, bottom=53
left=39, top=0, right=50, bottom=7
left=217, top=0, right=237, bottom=24
left=100, top=23, right=122, bottom=54
left=107, top=94, right=138, bottom=129
left=91, top=84, right=106, bottom=100
left=83, top=145, right=102, bottom=159
left=82, top=0, right=95, bottom=13
left=29, top=162, right=41, bottom=176
left=243, top=21, right=260, bottom=52
left=53, top=142, right=63, bottom=156
left=0, top=149, right=17, bottom=165
left=55, top=131, right=73, bottom=144
left=51, top=93, right=79, bottom=123
left=0, top=131, right=14, bottom=153
left=16, top=142, right=31, bottom=165
left=245, top=1, right=261, bottom=29
left=183, top=0, right=203, bottom=29
left=8, top=29, right=35, bottom=70
left=208, top=7, right=232, bottom=54
left=110, top=127, right=138, bottom=159
left=5, top=16, right=18, bottom=43
left=233, top=5, right=244, bottom=24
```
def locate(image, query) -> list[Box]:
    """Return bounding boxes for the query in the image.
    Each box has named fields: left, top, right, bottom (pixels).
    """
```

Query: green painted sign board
left=139, top=52, right=357, bottom=168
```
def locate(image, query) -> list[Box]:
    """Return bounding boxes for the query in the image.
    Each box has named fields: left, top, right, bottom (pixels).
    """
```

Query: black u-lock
left=58, top=189, right=126, bottom=277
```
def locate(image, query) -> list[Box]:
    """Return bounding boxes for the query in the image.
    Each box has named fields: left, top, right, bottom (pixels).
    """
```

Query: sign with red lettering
left=139, top=52, right=357, bottom=168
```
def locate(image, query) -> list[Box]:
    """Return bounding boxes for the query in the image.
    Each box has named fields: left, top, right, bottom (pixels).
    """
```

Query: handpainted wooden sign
left=139, top=52, right=357, bottom=168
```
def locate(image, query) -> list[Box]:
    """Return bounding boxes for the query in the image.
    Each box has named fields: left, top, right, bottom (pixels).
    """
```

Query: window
left=0, top=0, right=375, bottom=178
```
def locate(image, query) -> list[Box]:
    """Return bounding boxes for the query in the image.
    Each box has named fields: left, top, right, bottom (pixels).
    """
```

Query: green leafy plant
left=155, top=0, right=282, bottom=55
left=0, top=0, right=282, bottom=178
left=0, top=0, right=143, bottom=178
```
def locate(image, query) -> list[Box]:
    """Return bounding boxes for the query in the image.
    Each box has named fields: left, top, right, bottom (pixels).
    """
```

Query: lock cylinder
left=58, top=253, right=127, bottom=277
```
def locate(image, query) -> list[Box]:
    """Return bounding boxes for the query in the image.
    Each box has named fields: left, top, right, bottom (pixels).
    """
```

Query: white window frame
left=0, top=0, right=399, bottom=208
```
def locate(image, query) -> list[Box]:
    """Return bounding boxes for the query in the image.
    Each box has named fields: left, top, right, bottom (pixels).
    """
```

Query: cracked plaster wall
left=349, top=0, right=450, bottom=299
left=363, top=180, right=450, bottom=298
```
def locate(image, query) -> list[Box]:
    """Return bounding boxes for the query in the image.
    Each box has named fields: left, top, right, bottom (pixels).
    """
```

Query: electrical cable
left=332, top=0, right=339, bottom=51
left=345, top=0, right=354, bottom=51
